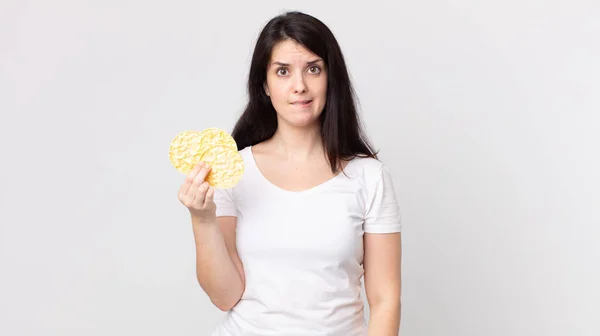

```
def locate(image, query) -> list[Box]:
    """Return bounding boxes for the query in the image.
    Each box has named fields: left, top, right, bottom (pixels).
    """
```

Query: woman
left=178, top=11, right=402, bottom=336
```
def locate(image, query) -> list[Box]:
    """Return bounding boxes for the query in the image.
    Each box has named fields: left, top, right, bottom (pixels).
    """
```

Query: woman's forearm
left=368, top=301, right=401, bottom=335
left=192, top=218, right=244, bottom=311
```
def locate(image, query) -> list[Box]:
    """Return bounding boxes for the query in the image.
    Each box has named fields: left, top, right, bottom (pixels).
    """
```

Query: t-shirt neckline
left=247, top=145, right=353, bottom=195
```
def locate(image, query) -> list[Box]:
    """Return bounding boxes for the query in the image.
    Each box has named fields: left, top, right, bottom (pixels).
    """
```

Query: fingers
left=187, top=162, right=212, bottom=203
left=177, top=161, right=217, bottom=220
left=178, top=162, right=204, bottom=198
left=194, top=182, right=210, bottom=204
left=204, top=186, right=215, bottom=207
left=178, top=161, right=212, bottom=206
left=192, top=162, right=211, bottom=191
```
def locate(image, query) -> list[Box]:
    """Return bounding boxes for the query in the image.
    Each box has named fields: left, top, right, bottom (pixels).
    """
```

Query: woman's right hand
left=178, top=161, right=216, bottom=223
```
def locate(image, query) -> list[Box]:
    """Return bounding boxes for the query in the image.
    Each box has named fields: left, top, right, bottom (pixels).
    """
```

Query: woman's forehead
left=270, top=40, right=321, bottom=65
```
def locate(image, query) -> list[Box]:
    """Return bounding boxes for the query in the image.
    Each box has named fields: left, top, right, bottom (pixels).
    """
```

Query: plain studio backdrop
left=1, top=0, right=599, bottom=335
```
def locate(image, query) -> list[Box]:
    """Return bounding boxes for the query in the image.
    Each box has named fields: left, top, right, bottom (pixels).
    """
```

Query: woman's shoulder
left=343, top=154, right=396, bottom=188
left=344, top=154, right=386, bottom=175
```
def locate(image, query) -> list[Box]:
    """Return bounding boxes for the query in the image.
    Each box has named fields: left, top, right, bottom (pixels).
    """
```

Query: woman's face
left=264, top=39, right=328, bottom=128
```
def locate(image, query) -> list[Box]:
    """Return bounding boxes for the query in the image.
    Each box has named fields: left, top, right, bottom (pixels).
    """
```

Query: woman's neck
left=268, top=121, right=324, bottom=162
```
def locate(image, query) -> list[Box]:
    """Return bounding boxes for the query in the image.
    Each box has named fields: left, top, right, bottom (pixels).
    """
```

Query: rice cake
left=197, top=127, right=237, bottom=152
left=169, top=130, right=204, bottom=174
left=199, top=145, right=244, bottom=189
left=169, top=128, right=244, bottom=189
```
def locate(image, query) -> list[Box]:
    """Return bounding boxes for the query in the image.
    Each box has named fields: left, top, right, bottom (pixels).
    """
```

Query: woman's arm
left=364, top=232, right=402, bottom=335
left=192, top=215, right=245, bottom=311
left=180, top=163, right=245, bottom=312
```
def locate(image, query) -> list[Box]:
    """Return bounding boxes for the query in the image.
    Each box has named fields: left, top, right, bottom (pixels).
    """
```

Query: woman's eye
left=308, top=66, right=321, bottom=74
left=277, top=69, right=288, bottom=76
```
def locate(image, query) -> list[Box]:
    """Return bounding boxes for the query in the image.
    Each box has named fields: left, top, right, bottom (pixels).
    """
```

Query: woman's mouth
left=291, top=100, right=313, bottom=107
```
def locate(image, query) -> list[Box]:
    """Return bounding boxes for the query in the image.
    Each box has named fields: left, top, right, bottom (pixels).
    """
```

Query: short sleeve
left=363, top=164, right=402, bottom=233
left=213, top=187, right=237, bottom=217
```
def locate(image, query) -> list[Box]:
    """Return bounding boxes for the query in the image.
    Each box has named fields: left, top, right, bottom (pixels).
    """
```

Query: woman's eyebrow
left=271, top=59, right=323, bottom=67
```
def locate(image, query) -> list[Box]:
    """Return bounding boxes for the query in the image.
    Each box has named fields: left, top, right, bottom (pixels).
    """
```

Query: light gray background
left=1, top=0, right=599, bottom=335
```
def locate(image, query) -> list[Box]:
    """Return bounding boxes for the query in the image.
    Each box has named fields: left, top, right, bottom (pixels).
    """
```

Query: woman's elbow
left=210, top=285, right=244, bottom=311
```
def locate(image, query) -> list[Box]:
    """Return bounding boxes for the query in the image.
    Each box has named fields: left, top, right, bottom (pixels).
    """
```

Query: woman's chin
left=290, top=115, right=321, bottom=128
left=277, top=111, right=321, bottom=128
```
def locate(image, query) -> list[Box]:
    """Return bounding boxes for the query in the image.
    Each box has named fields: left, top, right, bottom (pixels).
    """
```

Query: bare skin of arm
left=364, top=232, right=402, bottom=335
left=179, top=162, right=245, bottom=311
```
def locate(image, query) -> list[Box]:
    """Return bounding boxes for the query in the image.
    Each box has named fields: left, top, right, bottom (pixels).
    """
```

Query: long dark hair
left=231, top=11, right=378, bottom=173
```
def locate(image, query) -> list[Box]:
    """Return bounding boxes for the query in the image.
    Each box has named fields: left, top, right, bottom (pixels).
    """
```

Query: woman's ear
left=263, top=83, right=270, bottom=97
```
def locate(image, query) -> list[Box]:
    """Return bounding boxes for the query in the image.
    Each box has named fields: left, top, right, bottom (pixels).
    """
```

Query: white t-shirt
left=211, top=146, right=402, bottom=336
